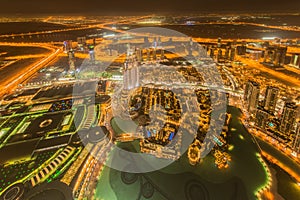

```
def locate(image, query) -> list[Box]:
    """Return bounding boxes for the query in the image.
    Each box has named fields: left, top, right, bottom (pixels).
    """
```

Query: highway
left=236, top=55, right=300, bottom=88
left=0, top=42, right=62, bottom=97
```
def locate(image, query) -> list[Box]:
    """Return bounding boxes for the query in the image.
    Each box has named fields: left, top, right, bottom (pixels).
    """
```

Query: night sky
left=1, top=0, right=300, bottom=15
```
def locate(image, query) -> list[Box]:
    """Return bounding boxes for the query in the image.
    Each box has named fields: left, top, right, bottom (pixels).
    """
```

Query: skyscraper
left=293, top=122, right=300, bottom=154
left=280, top=102, right=297, bottom=134
left=160, top=49, right=165, bottom=60
left=274, top=47, right=287, bottom=66
left=244, top=81, right=260, bottom=114
left=290, top=54, right=300, bottom=68
left=229, top=48, right=236, bottom=61
left=263, top=46, right=287, bottom=66
left=255, top=108, right=271, bottom=130
left=263, top=86, right=279, bottom=113
left=123, top=46, right=139, bottom=90
left=217, top=37, right=222, bottom=48
left=77, top=37, right=86, bottom=47
left=136, top=48, right=143, bottom=63
left=237, top=45, right=246, bottom=55
left=67, top=50, right=75, bottom=72
left=88, top=45, right=95, bottom=62
left=64, top=40, right=73, bottom=52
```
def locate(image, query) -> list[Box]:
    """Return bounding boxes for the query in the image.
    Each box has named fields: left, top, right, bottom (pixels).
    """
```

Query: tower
left=64, top=40, right=73, bottom=52
left=230, top=48, right=236, bottom=61
left=160, top=49, right=165, bottom=60
left=255, top=108, right=271, bottom=130
left=88, top=45, right=95, bottom=63
left=77, top=37, right=86, bottom=48
left=136, top=48, right=143, bottom=63
left=263, top=86, right=279, bottom=113
left=68, top=50, right=75, bottom=72
left=244, top=81, right=260, bottom=114
left=217, top=37, right=222, bottom=48
left=123, top=45, right=139, bottom=90
left=293, top=122, right=300, bottom=154
left=280, top=102, right=297, bottom=135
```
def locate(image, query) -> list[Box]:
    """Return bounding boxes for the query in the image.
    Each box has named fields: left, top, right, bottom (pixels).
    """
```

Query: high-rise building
left=209, top=48, right=214, bottom=59
left=77, top=37, right=86, bottom=47
left=123, top=46, right=139, bottom=90
left=274, top=47, right=287, bottom=66
left=88, top=45, right=95, bottom=62
left=68, top=50, right=75, bottom=72
left=263, top=46, right=287, bottom=66
left=229, top=48, right=236, bottom=61
left=290, top=54, right=300, bottom=68
left=255, top=108, right=272, bottom=130
left=147, top=49, right=151, bottom=61
left=153, top=48, right=157, bottom=60
left=64, top=40, right=73, bottom=52
left=280, top=102, right=297, bottom=134
left=237, top=45, right=246, bottom=55
left=136, top=48, right=143, bottom=63
left=217, top=49, right=222, bottom=62
left=293, top=122, right=300, bottom=154
left=160, top=49, right=165, bottom=60
left=263, top=86, right=279, bottom=113
left=244, top=81, right=260, bottom=114
left=225, top=48, right=230, bottom=60
left=217, top=37, right=222, bottom=48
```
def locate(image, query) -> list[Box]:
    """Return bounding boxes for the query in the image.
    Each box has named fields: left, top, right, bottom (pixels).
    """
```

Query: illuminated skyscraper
left=68, top=50, right=75, bottom=72
left=255, top=108, right=271, bottom=130
left=135, top=48, right=142, bottom=63
left=293, top=122, right=300, bottom=154
left=263, top=86, right=279, bottom=113
left=123, top=46, right=139, bottom=90
left=237, top=46, right=246, bottom=56
left=64, top=40, right=73, bottom=52
left=229, top=48, right=236, bottom=61
left=263, top=46, right=287, bottom=66
left=274, top=47, right=287, bottom=66
left=290, top=54, right=300, bottom=68
left=244, top=81, right=260, bottom=114
left=280, top=102, right=297, bottom=134
left=217, top=49, right=222, bottom=62
left=160, top=49, right=165, bottom=60
left=217, top=37, right=222, bottom=48
left=153, top=48, right=157, bottom=60
left=77, top=37, right=86, bottom=47
left=88, top=45, right=95, bottom=62
left=147, top=49, right=151, bottom=61
left=209, top=48, right=214, bottom=58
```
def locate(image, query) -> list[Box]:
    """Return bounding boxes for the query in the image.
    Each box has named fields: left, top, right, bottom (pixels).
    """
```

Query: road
left=236, top=55, right=300, bottom=87
left=0, top=42, right=62, bottom=97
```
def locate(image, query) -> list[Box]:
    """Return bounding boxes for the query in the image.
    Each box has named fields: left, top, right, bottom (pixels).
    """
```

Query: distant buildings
left=77, top=37, right=86, bottom=51
left=279, top=102, right=297, bottom=134
left=236, top=45, right=247, bottom=56
left=77, top=37, right=86, bottom=47
left=263, top=46, right=287, bottom=67
left=217, top=37, right=222, bottom=48
left=289, top=54, right=300, bottom=69
left=244, top=80, right=260, bottom=114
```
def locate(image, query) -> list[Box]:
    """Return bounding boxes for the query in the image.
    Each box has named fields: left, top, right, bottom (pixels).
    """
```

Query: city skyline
left=0, top=10, right=300, bottom=200
left=1, top=0, right=300, bottom=15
